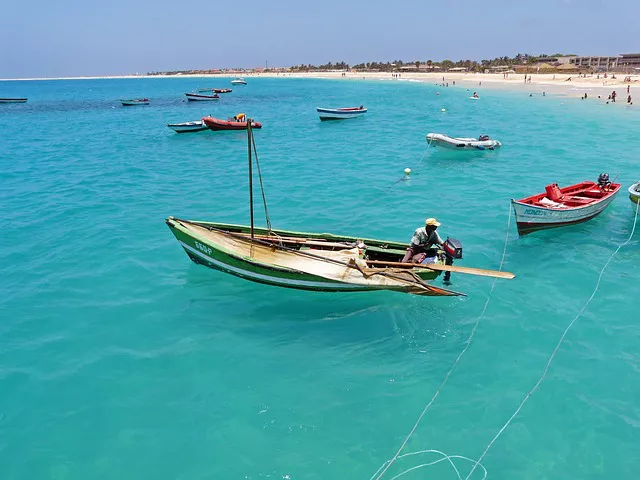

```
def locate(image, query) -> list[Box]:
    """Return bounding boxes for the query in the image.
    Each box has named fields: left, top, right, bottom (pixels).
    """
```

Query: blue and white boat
left=316, top=106, right=367, bottom=121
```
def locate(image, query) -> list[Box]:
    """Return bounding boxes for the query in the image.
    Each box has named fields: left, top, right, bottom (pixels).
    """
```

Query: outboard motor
left=479, top=134, right=490, bottom=141
left=442, top=238, right=463, bottom=283
left=597, top=173, right=611, bottom=189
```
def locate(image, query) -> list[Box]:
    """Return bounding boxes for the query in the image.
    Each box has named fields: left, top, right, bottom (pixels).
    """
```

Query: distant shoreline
left=2, top=71, right=637, bottom=103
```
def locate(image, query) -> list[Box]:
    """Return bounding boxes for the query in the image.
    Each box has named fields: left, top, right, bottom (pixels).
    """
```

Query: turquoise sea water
left=1, top=77, right=639, bottom=479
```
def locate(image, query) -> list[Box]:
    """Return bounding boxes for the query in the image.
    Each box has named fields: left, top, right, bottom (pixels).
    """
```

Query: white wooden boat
left=185, top=93, right=220, bottom=102
left=426, top=133, right=501, bottom=150
left=167, top=120, right=208, bottom=133
left=629, top=181, right=640, bottom=209
left=317, top=106, right=367, bottom=120
left=231, top=78, right=247, bottom=85
left=0, top=98, right=27, bottom=103
left=511, top=175, right=621, bottom=235
left=120, top=98, right=149, bottom=106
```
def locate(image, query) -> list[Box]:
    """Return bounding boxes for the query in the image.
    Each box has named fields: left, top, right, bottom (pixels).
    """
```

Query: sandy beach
left=3, top=70, right=638, bottom=104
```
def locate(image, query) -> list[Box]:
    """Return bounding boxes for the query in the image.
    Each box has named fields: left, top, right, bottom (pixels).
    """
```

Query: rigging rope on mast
left=250, top=126, right=273, bottom=232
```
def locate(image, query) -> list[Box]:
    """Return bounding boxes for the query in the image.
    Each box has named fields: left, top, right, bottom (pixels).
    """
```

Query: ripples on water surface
left=1, top=77, right=639, bottom=479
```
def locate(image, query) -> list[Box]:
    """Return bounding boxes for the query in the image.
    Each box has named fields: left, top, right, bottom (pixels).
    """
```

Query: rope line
left=371, top=450, right=488, bottom=480
left=373, top=204, right=513, bottom=480
left=465, top=200, right=639, bottom=480
left=250, top=128, right=272, bottom=232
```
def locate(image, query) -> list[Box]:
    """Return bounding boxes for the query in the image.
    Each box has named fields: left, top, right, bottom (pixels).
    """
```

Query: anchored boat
left=167, top=120, right=208, bottom=133
left=166, top=120, right=513, bottom=296
left=317, top=106, right=367, bottom=121
left=198, top=88, right=232, bottom=93
left=0, top=98, right=27, bottom=103
left=426, top=133, right=501, bottom=150
left=185, top=92, right=220, bottom=101
left=202, top=116, right=262, bottom=131
left=120, top=98, right=149, bottom=106
left=629, top=181, right=640, bottom=209
left=511, top=174, right=621, bottom=235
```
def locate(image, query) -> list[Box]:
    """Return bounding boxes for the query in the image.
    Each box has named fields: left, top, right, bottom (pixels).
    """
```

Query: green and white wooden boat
left=166, top=120, right=513, bottom=296
left=166, top=217, right=461, bottom=296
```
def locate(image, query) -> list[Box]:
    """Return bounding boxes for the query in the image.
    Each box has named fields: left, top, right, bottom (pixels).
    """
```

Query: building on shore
left=569, top=56, right=619, bottom=71
left=618, top=53, right=640, bottom=71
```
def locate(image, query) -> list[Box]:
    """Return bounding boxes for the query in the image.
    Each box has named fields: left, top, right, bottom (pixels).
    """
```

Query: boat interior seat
left=365, top=245, right=408, bottom=257
left=564, top=196, right=596, bottom=204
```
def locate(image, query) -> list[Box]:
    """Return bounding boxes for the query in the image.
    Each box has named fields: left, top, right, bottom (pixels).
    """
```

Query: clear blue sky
left=1, top=0, right=637, bottom=78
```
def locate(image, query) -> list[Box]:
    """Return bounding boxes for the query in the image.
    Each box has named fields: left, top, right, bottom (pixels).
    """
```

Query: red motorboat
left=202, top=116, right=262, bottom=131
left=511, top=174, right=621, bottom=235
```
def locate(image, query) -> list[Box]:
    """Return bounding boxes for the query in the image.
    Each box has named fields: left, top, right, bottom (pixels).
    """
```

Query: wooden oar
left=366, top=260, right=515, bottom=280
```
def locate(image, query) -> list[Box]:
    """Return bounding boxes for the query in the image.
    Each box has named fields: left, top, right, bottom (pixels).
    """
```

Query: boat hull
left=511, top=189, right=619, bottom=235
left=167, top=121, right=208, bottom=133
left=629, top=182, right=640, bottom=209
left=202, top=117, right=262, bottom=131
left=121, top=99, right=149, bottom=106
left=165, top=218, right=447, bottom=294
left=0, top=98, right=27, bottom=103
left=317, top=107, right=367, bottom=120
left=426, top=133, right=501, bottom=150
left=185, top=93, right=219, bottom=101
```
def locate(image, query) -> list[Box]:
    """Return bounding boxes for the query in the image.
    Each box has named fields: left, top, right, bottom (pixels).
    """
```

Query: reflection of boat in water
left=167, top=120, right=208, bottom=133
left=0, top=98, right=28, bottom=103
left=511, top=174, right=621, bottom=235
left=629, top=181, right=640, bottom=209
left=120, top=98, right=149, bottom=106
left=202, top=116, right=262, bottom=131
left=185, top=92, right=219, bottom=101
left=166, top=120, right=513, bottom=296
left=316, top=106, right=367, bottom=120
left=426, top=133, right=501, bottom=150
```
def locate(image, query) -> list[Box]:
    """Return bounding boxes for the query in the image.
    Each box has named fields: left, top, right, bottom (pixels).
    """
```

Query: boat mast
left=247, top=119, right=255, bottom=239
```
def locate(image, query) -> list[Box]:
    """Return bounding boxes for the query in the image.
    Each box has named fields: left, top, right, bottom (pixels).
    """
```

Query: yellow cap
left=425, top=218, right=441, bottom=227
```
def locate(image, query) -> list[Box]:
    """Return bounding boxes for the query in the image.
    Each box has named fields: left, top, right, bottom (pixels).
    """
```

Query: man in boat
left=401, top=218, right=444, bottom=263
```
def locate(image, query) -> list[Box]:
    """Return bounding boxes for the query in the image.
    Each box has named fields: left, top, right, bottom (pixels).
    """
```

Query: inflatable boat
left=426, top=133, right=501, bottom=150
left=202, top=116, right=262, bottom=131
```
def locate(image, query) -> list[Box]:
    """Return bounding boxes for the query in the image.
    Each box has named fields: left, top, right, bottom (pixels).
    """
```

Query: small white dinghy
left=426, top=133, right=501, bottom=150
left=629, top=181, right=640, bottom=209
left=167, top=120, right=208, bottom=133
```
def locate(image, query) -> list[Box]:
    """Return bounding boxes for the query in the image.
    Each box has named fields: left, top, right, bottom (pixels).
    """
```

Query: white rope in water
left=418, top=144, right=431, bottom=163
left=372, top=204, right=513, bottom=480
left=371, top=450, right=487, bottom=480
left=465, top=200, right=640, bottom=480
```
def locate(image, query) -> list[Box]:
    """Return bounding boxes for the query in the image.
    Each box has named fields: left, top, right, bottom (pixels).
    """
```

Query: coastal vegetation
left=147, top=53, right=576, bottom=76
